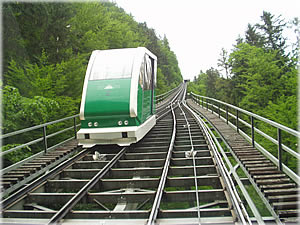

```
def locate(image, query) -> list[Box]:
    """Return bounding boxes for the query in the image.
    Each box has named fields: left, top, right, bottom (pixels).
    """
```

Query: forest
left=2, top=2, right=182, bottom=165
left=188, top=11, right=299, bottom=170
left=188, top=11, right=298, bottom=130
left=1, top=3, right=298, bottom=170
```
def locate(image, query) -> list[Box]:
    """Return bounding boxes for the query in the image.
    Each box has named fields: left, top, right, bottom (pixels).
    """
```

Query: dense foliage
left=2, top=2, right=182, bottom=165
left=2, top=2, right=182, bottom=130
left=188, top=11, right=298, bottom=169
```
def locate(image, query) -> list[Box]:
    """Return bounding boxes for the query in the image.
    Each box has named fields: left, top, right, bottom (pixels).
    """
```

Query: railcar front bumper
left=77, top=115, right=156, bottom=147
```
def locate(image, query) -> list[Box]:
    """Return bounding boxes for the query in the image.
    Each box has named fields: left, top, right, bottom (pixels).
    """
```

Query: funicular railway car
left=77, top=47, right=157, bottom=147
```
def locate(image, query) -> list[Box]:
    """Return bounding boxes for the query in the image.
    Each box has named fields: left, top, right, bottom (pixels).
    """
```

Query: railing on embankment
left=1, top=115, right=81, bottom=173
left=155, top=84, right=182, bottom=104
left=190, top=92, right=300, bottom=185
left=0, top=84, right=182, bottom=173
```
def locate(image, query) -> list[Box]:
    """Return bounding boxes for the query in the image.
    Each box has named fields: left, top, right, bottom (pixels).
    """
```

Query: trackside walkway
left=186, top=99, right=299, bottom=223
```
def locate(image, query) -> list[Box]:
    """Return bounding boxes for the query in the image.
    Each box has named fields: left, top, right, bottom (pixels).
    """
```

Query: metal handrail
left=1, top=84, right=180, bottom=164
left=190, top=92, right=300, bottom=183
left=155, top=83, right=182, bottom=104
left=207, top=102, right=299, bottom=160
left=1, top=114, right=79, bottom=139
left=1, top=114, right=80, bottom=158
left=191, top=93, right=299, bottom=137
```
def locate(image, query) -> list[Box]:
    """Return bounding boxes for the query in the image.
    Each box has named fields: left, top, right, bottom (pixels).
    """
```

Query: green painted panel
left=137, top=84, right=143, bottom=123
left=84, top=79, right=131, bottom=118
left=153, top=89, right=156, bottom=113
left=142, top=90, right=151, bottom=121
left=81, top=78, right=156, bottom=129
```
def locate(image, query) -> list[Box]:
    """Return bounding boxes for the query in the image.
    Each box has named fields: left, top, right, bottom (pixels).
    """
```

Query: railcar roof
left=88, top=47, right=156, bottom=81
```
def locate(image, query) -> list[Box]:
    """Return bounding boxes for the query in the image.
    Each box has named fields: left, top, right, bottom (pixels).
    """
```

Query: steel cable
left=184, top=101, right=253, bottom=225
left=178, top=103, right=201, bottom=225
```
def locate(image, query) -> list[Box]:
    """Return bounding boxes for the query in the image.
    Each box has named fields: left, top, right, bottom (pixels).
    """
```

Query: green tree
left=188, top=71, right=207, bottom=96
left=217, top=48, right=230, bottom=79
left=2, top=4, right=28, bottom=74
left=3, top=3, right=74, bottom=69
left=205, top=68, right=220, bottom=98
left=230, top=43, right=284, bottom=110
left=245, top=24, right=264, bottom=48
left=2, top=85, right=60, bottom=133
left=2, top=1, right=183, bottom=136
left=257, top=11, right=287, bottom=55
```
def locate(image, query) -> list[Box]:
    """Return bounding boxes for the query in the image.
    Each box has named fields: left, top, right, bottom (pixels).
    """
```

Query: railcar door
left=149, top=57, right=155, bottom=115
left=144, top=54, right=154, bottom=119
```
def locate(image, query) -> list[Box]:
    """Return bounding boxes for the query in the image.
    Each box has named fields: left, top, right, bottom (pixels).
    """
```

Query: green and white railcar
left=77, top=47, right=157, bottom=147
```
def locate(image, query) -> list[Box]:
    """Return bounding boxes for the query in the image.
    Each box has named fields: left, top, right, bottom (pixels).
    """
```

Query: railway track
left=0, top=86, right=181, bottom=198
left=1, top=140, right=81, bottom=197
left=3, top=83, right=295, bottom=225
left=187, top=99, right=300, bottom=224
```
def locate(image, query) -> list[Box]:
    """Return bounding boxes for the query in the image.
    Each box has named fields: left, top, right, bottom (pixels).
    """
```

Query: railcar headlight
left=94, top=122, right=99, bottom=127
left=118, top=121, right=122, bottom=126
left=124, top=120, right=129, bottom=125
left=88, top=122, right=93, bottom=127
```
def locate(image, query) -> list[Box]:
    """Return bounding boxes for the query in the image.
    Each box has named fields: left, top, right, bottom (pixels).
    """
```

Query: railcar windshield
left=89, top=49, right=136, bottom=80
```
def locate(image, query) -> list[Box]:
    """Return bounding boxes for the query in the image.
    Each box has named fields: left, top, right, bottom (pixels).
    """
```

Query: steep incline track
left=1, top=84, right=252, bottom=225
left=1, top=140, right=80, bottom=196
left=187, top=98, right=299, bottom=224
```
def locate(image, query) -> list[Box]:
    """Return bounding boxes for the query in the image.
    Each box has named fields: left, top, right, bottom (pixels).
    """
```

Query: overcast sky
left=114, top=0, right=299, bottom=80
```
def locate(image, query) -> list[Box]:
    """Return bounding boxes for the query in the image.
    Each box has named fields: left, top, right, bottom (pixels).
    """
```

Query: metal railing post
left=226, top=105, right=228, bottom=124
left=251, top=116, right=255, bottom=147
left=218, top=103, right=220, bottom=118
left=74, top=117, right=77, bottom=139
left=236, top=110, right=239, bottom=133
left=211, top=100, right=214, bottom=114
left=43, top=126, right=48, bottom=153
left=187, top=92, right=300, bottom=185
left=278, top=128, right=282, bottom=171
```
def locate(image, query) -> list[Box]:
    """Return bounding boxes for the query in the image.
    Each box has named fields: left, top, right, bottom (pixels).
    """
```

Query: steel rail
left=147, top=83, right=185, bottom=225
left=187, top=101, right=284, bottom=225
left=184, top=102, right=252, bottom=225
left=1, top=85, right=183, bottom=223
left=157, top=84, right=183, bottom=112
left=47, top=147, right=128, bottom=224
left=147, top=102, right=177, bottom=225
left=178, top=103, right=201, bottom=225
left=156, top=84, right=182, bottom=104
left=210, top=130, right=266, bottom=225
left=187, top=102, right=266, bottom=224
left=1, top=146, right=86, bottom=209
left=155, top=84, right=181, bottom=98
left=156, top=85, right=184, bottom=121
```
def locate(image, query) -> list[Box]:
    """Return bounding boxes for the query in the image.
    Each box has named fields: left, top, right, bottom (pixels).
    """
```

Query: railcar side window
left=139, top=58, right=144, bottom=88
left=89, top=50, right=135, bottom=80
left=143, top=55, right=152, bottom=90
